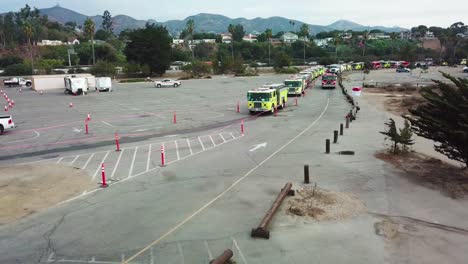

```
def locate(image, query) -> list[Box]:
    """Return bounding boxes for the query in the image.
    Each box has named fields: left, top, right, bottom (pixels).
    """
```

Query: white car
left=154, top=79, right=181, bottom=88
left=0, top=115, right=15, bottom=133
left=463, top=66, right=468, bottom=73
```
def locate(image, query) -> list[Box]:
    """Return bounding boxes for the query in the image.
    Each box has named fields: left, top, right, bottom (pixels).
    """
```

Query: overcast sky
left=1, top=0, right=466, bottom=28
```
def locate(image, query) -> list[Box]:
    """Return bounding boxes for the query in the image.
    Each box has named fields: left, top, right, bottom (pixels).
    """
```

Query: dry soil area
left=274, top=185, right=367, bottom=226
left=0, top=164, right=94, bottom=224
left=375, top=151, right=468, bottom=199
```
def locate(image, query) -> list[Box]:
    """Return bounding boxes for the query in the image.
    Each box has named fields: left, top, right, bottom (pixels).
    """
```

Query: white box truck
left=95, top=77, right=113, bottom=92
left=64, top=76, right=88, bottom=95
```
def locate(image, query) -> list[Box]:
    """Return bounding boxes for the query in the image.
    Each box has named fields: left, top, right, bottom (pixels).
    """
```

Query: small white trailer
left=64, top=76, right=89, bottom=95
left=95, top=77, right=113, bottom=92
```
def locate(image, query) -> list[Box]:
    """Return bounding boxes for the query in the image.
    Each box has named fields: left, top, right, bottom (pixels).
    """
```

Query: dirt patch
left=375, top=151, right=468, bottom=198
left=385, top=95, right=426, bottom=115
left=0, top=163, right=94, bottom=225
left=283, top=186, right=366, bottom=222
left=374, top=219, right=399, bottom=239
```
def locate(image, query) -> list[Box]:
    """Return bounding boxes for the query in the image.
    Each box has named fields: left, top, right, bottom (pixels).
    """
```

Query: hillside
left=37, top=5, right=407, bottom=36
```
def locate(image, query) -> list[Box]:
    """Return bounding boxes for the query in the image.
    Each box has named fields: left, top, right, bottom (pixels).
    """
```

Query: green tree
left=185, top=19, right=195, bottom=59
left=274, top=51, right=291, bottom=68
left=4, top=63, right=32, bottom=76
left=182, top=60, right=211, bottom=77
left=95, top=29, right=112, bottom=41
left=232, top=24, right=245, bottom=42
left=101, top=10, right=113, bottom=33
left=390, top=32, right=399, bottom=56
left=399, top=120, right=415, bottom=153
left=37, top=59, right=64, bottom=74
left=228, top=24, right=235, bottom=59
left=84, top=18, right=96, bottom=65
left=380, top=118, right=401, bottom=154
left=124, top=23, right=172, bottom=76
left=299, top=24, right=310, bottom=38
left=0, top=55, right=23, bottom=68
left=22, top=22, right=34, bottom=74
left=404, top=73, right=468, bottom=167
left=90, top=61, right=116, bottom=76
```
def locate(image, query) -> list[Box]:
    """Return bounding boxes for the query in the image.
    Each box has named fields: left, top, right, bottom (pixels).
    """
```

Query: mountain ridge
left=34, top=5, right=407, bottom=35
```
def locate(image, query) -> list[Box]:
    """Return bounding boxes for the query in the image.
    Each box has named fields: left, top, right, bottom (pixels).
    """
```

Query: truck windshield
left=284, top=81, right=301, bottom=87
left=247, top=93, right=270, bottom=101
left=323, top=75, right=337, bottom=81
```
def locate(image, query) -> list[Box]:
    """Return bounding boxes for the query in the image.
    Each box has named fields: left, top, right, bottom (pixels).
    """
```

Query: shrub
left=4, top=63, right=32, bottom=76
left=90, top=61, right=117, bottom=77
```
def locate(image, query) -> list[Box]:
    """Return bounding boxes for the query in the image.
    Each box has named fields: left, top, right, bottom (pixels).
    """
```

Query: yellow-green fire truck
left=247, top=84, right=288, bottom=114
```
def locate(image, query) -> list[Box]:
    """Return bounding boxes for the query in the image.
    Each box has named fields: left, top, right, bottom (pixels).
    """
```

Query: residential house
left=314, top=38, right=332, bottom=47
left=67, top=37, right=80, bottom=45
left=172, top=39, right=184, bottom=46
left=220, top=33, right=232, bottom=44
left=269, top=38, right=282, bottom=46
left=368, top=33, right=389, bottom=40
left=37, top=40, right=63, bottom=46
left=243, top=34, right=258, bottom=42
left=280, top=32, right=299, bottom=43
left=400, top=31, right=412, bottom=40
left=424, top=31, right=435, bottom=39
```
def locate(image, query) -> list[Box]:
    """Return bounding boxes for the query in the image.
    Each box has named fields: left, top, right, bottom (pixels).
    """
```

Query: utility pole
left=303, top=37, right=306, bottom=65
left=268, top=38, right=271, bottom=66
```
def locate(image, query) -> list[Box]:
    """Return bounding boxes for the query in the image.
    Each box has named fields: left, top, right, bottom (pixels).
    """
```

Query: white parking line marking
left=146, top=144, right=152, bottom=172
left=198, top=136, right=205, bottom=151
left=219, top=133, right=226, bottom=143
left=128, top=147, right=138, bottom=178
left=47, top=252, right=54, bottom=262
left=3, top=130, right=40, bottom=144
left=92, top=151, right=110, bottom=180
left=56, top=157, right=63, bottom=164
left=122, top=98, right=330, bottom=264
left=230, top=132, right=236, bottom=140
left=110, top=149, right=124, bottom=179
left=70, top=155, right=80, bottom=165
left=177, top=243, right=185, bottom=264
left=209, top=135, right=216, bottom=147
left=186, top=138, right=193, bottom=155
left=150, top=247, right=155, bottom=264
left=232, top=237, right=248, bottom=264
left=82, top=153, right=95, bottom=170
left=204, top=240, right=213, bottom=260
left=101, top=121, right=117, bottom=127
left=174, top=140, right=180, bottom=160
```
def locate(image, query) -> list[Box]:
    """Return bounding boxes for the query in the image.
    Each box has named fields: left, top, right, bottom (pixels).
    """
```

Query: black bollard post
left=340, top=123, right=344, bottom=135
left=304, top=165, right=309, bottom=184
left=346, top=116, right=350, bottom=128
left=333, top=130, right=338, bottom=144
left=326, top=139, right=330, bottom=154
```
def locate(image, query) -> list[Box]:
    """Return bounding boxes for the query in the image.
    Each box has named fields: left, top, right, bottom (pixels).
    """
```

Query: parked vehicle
left=154, top=79, right=181, bottom=88
left=396, top=67, right=411, bottom=73
left=463, top=67, right=468, bottom=73
left=3, top=77, right=32, bottom=87
left=247, top=84, right=288, bottom=114
left=95, top=77, right=113, bottom=92
left=64, top=76, right=89, bottom=95
left=0, top=115, right=15, bottom=133
left=284, top=78, right=305, bottom=96
left=321, top=73, right=337, bottom=89
left=370, top=61, right=382, bottom=69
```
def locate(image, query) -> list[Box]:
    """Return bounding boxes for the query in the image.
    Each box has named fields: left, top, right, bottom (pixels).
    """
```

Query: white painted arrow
left=73, top=127, right=83, bottom=133
left=249, top=142, right=267, bottom=152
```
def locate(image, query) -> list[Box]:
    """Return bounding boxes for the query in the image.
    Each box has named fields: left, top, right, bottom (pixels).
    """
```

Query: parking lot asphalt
left=0, top=69, right=466, bottom=263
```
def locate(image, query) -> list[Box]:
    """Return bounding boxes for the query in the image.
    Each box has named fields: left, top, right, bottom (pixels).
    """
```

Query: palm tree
left=228, top=24, right=235, bottom=59
left=333, top=32, right=341, bottom=60
left=23, top=22, right=34, bottom=74
left=390, top=32, right=399, bottom=57
left=84, top=18, right=96, bottom=65
left=265, top=28, right=272, bottom=66
left=362, top=31, right=369, bottom=57
left=185, top=19, right=195, bottom=60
